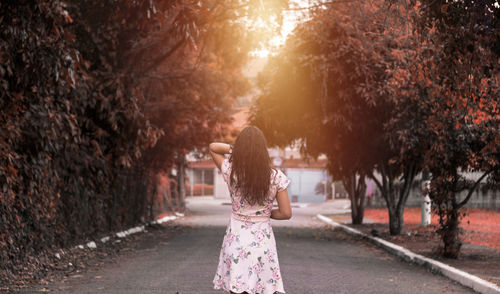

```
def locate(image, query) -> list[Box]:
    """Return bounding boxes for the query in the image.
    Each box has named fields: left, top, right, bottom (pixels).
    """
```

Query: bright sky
left=250, top=0, right=316, bottom=58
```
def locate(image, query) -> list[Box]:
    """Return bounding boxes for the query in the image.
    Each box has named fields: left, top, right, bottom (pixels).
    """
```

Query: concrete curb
left=317, top=214, right=500, bottom=294
left=50, top=213, right=184, bottom=268
left=71, top=213, right=184, bottom=250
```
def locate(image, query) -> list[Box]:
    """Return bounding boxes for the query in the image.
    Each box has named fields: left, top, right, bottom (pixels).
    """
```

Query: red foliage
left=251, top=0, right=423, bottom=232
left=0, top=0, right=287, bottom=281
left=252, top=0, right=499, bottom=257
left=388, top=0, right=499, bottom=257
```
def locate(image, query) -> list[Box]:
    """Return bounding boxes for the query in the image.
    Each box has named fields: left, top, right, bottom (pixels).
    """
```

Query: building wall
left=186, top=168, right=215, bottom=197
left=214, top=167, right=230, bottom=199
left=188, top=166, right=330, bottom=203
left=286, top=168, right=328, bottom=203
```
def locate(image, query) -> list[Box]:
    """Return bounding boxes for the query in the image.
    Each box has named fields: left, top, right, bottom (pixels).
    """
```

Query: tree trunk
left=441, top=207, right=462, bottom=258
left=162, top=178, right=176, bottom=213
left=343, top=172, right=366, bottom=225
left=148, top=172, right=158, bottom=220
left=438, top=170, right=493, bottom=258
left=351, top=203, right=364, bottom=225
left=430, top=172, right=465, bottom=258
left=176, top=155, right=186, bottom=210
left=388, top=206, right=403, bottom=235
left=370, top=162, right=417, bottom=235
left=351, top=183, right=366, bottom=225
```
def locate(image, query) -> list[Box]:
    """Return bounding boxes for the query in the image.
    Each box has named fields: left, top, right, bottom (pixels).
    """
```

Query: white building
left=186, top=151, right=330, bottom=203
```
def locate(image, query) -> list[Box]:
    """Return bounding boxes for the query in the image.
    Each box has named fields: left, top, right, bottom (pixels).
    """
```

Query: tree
left=252, top=0, right=422, bottom=232
left=390, top=0, right=499, bottom=257
left=0, top=0, right=289, bottom=279
left=131, top=0, right=287, bottom=206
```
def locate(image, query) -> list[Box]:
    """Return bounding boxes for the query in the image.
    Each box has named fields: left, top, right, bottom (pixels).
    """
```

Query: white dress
left=213, top=158, right=291, bottom=294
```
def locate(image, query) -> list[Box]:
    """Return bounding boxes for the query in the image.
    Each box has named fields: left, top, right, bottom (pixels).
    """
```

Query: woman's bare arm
left=209, top=142, right=231, bottom=170
left=271, top=189, right=292, bottom=220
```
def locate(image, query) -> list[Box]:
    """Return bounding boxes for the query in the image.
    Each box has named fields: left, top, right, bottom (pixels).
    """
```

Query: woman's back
left=209, top=126, right=291, bottom=293
left=220, top=158, right=290, bottom=219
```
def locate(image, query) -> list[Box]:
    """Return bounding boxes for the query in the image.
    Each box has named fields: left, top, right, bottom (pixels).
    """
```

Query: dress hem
left=213, top=284, right=285, bottom=294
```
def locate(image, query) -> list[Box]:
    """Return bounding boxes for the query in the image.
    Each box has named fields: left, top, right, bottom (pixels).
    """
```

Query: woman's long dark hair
left=229, top=126, right=272, bottom=206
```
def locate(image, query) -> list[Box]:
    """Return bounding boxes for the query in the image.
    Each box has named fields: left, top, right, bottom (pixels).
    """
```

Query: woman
left=210, top=126, right=292, bottom=294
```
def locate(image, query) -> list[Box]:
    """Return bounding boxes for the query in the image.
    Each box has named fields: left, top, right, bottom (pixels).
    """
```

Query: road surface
left=29, top=197, right=475, bottom=294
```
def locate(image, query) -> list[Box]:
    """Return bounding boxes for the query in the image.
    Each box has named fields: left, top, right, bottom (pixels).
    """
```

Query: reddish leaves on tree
left=0, top=0, right=285, bottom=279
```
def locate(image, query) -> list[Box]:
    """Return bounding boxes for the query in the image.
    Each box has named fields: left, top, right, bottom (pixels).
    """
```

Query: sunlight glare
left=248, top=0, right=317, bottom=57
left=250, top=48, right=271, bottom=58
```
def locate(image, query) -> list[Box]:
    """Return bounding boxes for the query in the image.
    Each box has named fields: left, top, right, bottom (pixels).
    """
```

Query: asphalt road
left=28, top=198, right=475, bottom=294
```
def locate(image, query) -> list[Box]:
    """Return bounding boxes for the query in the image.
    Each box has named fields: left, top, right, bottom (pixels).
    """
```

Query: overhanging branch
left=457, top=168, right=494, bottom=209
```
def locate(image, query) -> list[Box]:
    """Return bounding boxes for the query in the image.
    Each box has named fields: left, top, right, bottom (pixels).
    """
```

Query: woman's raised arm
left=209, top=142, right=231, bottom=170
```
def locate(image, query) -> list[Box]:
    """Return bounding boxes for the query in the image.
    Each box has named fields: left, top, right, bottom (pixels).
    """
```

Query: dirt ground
left=364, top=207, right=500, bottom=250
left=328, top=207, right=500, bottom=286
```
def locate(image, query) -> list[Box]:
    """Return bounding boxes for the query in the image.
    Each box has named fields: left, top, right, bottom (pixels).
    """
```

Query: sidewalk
left=331, top=207, right=500, bottom=287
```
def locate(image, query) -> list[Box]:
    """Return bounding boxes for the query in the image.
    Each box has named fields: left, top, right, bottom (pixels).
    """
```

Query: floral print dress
left=213, top=158, right=291, bottom=294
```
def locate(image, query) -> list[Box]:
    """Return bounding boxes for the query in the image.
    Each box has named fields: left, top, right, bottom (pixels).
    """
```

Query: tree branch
left=368, top=171, right=383, bottom=191
left=397, top=164, right=417, bottom=212
left=457, top=169, right=494, bottom=209
left=137, top=39, right=186, bottom=78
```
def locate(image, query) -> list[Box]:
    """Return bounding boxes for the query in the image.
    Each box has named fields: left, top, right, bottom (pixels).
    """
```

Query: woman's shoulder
left=271, top=168, right=290, bottom=192
left=271, top=167, right=286, bottom=175
left=270, top=168, right=285, bottom=183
